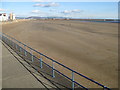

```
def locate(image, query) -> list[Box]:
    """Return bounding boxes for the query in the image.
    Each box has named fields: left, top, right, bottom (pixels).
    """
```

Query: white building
left=0, top=13, right=8, bottom=21
left=9, top=13, right=16, bottom=21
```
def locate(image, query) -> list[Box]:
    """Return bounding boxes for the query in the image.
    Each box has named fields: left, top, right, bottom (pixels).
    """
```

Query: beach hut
left=0, top=13, right=8, bottom=21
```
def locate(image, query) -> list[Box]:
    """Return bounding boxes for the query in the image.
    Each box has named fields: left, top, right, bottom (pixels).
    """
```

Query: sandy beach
left=2, top=20, right=118, bottom=88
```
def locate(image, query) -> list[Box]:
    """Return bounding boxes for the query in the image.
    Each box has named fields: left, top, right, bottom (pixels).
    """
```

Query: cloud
left=0, top=8, right=6, bottom=11
left=61, top=9, right=82, bottom=14
left=31, top=10, right=41, bottom=13
left=49, top=9, right=57, bottom=12
left=33, top=2, right=59, bottom=7
left=0, top=8, right=14, bottom=12
left=32, top=0, right=52, bottom=2
left=72, top=9, right=81, bottom=12
left=31, top=10, right=49, bottom=15
left=62, top=10, right=71, bottom=14
left=31, top=10, right=51, bottom=17
left=32, top=0, right=43, bottom=2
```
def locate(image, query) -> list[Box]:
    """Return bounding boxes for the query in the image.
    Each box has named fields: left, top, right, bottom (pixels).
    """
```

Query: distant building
left=0, top=13, right=8, bottom=21
left=9, top=13, right=16, bottom=21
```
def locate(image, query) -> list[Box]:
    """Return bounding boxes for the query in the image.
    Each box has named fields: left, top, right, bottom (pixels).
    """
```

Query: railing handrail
left=1, top=32, right=110, bottom=89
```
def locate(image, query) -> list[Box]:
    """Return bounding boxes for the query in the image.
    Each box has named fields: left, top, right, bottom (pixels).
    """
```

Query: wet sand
left=2, top=20, right=118, bottom=88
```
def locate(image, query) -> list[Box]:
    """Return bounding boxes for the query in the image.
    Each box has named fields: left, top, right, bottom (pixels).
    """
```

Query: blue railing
left=0, top=33, right=110, bottom=90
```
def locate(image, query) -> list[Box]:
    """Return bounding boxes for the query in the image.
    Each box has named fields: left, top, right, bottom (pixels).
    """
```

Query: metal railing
left=0, top=33, right=110, bottom=90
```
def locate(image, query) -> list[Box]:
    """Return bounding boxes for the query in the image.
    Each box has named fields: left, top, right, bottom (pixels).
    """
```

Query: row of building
left=0, top=13, right=16, bottom=22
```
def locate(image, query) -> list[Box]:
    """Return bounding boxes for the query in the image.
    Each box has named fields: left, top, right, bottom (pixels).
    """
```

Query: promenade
left=2, top=41, right=55, bottom=88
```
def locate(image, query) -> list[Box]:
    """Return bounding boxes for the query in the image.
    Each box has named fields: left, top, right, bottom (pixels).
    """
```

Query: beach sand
left=2, top=20, right=118, bottom=88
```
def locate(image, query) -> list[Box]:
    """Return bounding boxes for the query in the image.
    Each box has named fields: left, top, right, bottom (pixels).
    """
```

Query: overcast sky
left=0, top=1, right=118, bottom=19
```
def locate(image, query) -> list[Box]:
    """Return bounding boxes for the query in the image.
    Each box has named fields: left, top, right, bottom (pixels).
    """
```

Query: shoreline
left=0, top=19, right=119, bottom=25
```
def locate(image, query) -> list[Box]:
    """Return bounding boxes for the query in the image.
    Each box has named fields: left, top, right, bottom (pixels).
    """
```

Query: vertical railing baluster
left=9, top=37, right=11, bottom=47
left=39, top=57, right=43, bottom=68
left=103, top=86, right=108, bottom=90
left=12, top=42, right=14, bottom=49
left=31, top=49, right=34, bottom=62
left=9, top=39, right=11, bottom=47
left=24, top=45, right=26, bottom=56
left=16, top=43, right=17, bottom=51
left=11, top=40, right=12, bottom=47
left=5, top=37, right=6, bottom=43
left=20, top=46, right=21, bottom=53
left=7, top=38, right=9, bottom=46
left=8, top=39, right=10, bottom=46
left=4, top=37, right=5, bottom=43
left=72, top=71, right=75, bottom=90
left=52, top=61, right=55, bottom=78
left=5, top=37, right=7, bottom=44
left=10, top=41, right=12, bottom=48
left=6, top=38, right=8, bottom=44
left=6, top=37, right=7, bottom=44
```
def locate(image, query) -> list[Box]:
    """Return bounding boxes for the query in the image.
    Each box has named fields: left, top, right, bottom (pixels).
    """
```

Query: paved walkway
left=2, top=41, right=55, bottom=88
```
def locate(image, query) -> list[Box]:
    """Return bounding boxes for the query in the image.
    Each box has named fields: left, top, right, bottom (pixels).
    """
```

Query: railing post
left=8, top=39, right=10, bottom=46
left=11, top=41, right=13, bottom=48
left=19, top=47, right=21, bottom=53
left=12, top=42, right=14, bottom=49
left=16, top=44, right=18, bottom=51
left=39, top=58, right=43, bottom=68
left=7, top=38, right=9, bottom=45
left=9, top=39, right=11, bottom=47
left=30, top=50, right=34, bottom=62
left=5, top=37, right=7, bottom=44
left=3, top=36, right=5, bottom=42
left=24, top=45, right=27, bottom=56
left=103, top=86, right=108, bottom=90
left=9, top=38, right=11, bottom=47
left=72, top=71, right=75, bottom=90
left=2, top=36, right=4, bottom=42
left=6, top=38, right=8, bottom=44
left=4, top=37, right=6, bottom=43
left=52, top=61, right=55, bottom=78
